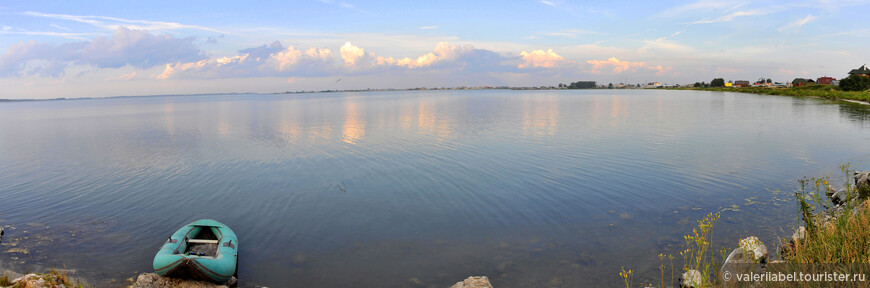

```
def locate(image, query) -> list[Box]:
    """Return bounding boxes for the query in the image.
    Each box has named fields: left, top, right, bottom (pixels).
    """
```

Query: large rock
left=782, top=226, right=807, bottom=258
left=130, top=273, right=231, bottom=288
left=826, top=185, right=837, bottom=198
left=832, top=188, right=850, bottom=206
left=855, top=171, right=870, bottom=191
left=792, top=226, right=806, bottom=243
left=679, top=269, right=703, bottom=288
left=451, top=276, right=493, bottom=288
left=11, top=273, right=67, bottom=288
left=720, top=236, right=768, bottom=287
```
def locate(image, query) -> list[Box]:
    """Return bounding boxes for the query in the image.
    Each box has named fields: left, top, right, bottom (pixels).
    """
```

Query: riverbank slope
left=671, top=85, right=870, bottom=104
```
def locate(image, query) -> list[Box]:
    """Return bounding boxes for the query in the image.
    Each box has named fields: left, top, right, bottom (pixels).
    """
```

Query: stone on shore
left=720, top=236, right=768, bottom=287
left=451, top=276, right=493, bottom=288
left=832, top=188, right=850, bottom=206
left=855, top=171, right=869, bottom=190
left=826, top=185, right=837, bottom=198
left=130, top=273, right=230, bottom=288
left=679, top=269, right=702, bottom=288
left=10, top=273, right=67, bottom=288
left=792, top=226, right=806, bottom=243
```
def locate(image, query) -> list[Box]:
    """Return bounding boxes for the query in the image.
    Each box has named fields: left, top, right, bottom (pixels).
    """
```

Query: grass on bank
left=787, top=164, right=870, bottom=263
left=620, top=164, right=870, bottom=288
left=674, top=84, right=870, bottom=103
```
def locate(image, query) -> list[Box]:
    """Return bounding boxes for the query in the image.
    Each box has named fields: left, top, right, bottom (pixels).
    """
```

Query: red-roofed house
left=849, top=65, right=870, bottom=77
left=817, top=76, right=836, bottom=85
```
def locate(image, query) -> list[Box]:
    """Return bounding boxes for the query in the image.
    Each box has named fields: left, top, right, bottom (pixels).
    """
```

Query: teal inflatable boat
left=153, top=219, right=238, bottom=283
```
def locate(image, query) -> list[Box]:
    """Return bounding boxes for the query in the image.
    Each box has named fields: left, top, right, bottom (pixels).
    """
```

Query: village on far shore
left=554, top=64, right=870, bottom=90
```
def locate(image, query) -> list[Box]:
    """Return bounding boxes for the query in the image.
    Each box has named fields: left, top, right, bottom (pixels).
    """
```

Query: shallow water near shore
left=1, top=89, right=869, bottom=287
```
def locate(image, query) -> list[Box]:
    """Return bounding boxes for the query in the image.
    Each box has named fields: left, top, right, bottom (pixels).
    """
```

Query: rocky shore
left=5, top=172, right=867, bottom=288
left=126, top=274, right=493, bottom=288
left=677, top=170, right=870, bottom=288
left=0, top=271, right=494, bottom=288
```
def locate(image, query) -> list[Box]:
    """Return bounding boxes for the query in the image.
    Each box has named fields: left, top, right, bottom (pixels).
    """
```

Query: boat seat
left=188, top=239, right=220, bottom=244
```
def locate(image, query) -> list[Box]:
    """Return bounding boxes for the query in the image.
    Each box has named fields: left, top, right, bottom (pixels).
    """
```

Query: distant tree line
left=692, top=78, right=726, bottom=88
left=561, top=81, right=597, bottom=89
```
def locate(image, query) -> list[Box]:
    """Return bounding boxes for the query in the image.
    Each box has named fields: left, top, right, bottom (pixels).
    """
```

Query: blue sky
left=1, top=0, right=869, bottom=99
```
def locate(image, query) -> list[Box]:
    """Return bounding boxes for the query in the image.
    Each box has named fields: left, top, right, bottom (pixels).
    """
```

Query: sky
left=1, top=0, right=869, bottom=99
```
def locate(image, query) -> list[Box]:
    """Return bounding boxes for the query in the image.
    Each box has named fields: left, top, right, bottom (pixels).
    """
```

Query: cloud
left=540, top=1, right=556, bottom=6
left=715, top=66, right=741, bottom=74
left=106, top=71, right=136, bottom=81
left=396, top=42, right=474, bottom=68
left=0, top=28, right=102, bottom=40
left=84, top=27, right=202, bottom=68
left=690, top=10, right=768, bottom=24
left=778, top=14, right=817, bottom=32
left=660, top=0, right=745, bottom=17
left=650, top=65, right=673, bottom=75
left=317, top=0, right=356, bottom=10
left=157, top=41, right=334, bottom=79
left=519, top=49, right=565, bottom=68
left=155, top=41, right=529, bottom=79
left=419, top=25, right=438, bottom=30
left=340, top=42, right=368, bottom=67
left=587, top=57, right=647, bottom=73
left=49, top=23, right=72, bottom=31
left=22, top=11, right=227, bottom=34
left=586, top=57, right=672, bottom=75
left=640, top=38, right=695, bottom=54
left=0, top=27, right=202, bottom=77
left=544, top=29, right=600, bottom=39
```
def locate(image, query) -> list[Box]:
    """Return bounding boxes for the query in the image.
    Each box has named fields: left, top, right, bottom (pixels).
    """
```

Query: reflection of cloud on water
left=163, top=101, right=175, bottom=136
left=279, top=121, right=299, bottom=143
left=342, top=101, right=365, bottom=144
left=417, top=101, right=451, bottom=139
left=310, top=124, right=333, bottom=140
left=217, top=121, right=232, bottom=136
left=609, top=94, right=628, bottom=127
left=522, top=96, right=560, bottom=136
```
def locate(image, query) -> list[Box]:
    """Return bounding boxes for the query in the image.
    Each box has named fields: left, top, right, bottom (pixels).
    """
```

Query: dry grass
left=785, top=199, right=870, bottom=263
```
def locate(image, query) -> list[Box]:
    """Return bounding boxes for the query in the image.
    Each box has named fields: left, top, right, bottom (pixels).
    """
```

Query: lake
left=1, top=89, right=869, bottom=287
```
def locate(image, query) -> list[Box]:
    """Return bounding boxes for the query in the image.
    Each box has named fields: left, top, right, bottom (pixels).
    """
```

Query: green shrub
left=840, top=74, right=870, bottom=92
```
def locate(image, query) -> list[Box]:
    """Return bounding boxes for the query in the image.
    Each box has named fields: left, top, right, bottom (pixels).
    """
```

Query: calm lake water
left=1, top=90, right=869, bottom=287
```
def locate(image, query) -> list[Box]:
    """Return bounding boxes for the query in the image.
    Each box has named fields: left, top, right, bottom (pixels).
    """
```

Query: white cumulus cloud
left=519, top=49, right=565, bottom=68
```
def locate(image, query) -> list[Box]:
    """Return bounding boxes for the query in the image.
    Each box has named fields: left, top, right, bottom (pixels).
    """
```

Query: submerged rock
left=130, top=273, right=231, bottom=288
left=450, top=276, right=493, bottom=288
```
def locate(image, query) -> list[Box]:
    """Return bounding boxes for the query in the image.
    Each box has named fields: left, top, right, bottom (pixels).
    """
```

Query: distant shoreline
left=670, top=86, right=870, bottom=104
left=5, top=86, right=867, bottom=105
left=0, top=86, right=590, bottom=103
